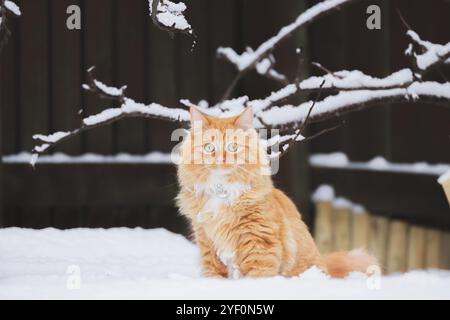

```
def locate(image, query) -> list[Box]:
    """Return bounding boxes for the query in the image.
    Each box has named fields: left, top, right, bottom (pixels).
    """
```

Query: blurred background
left=1, top=0, right=450, bottom=271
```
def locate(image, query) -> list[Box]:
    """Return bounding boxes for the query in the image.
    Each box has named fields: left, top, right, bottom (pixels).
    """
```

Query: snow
left=352, top=204, right=367, bottom=215
left=33, top=131, right=70, bottom=143
left=310, top=152, right=450, bottom=176
left=83, top=98, right=189, bottom=126
left=1, top=227, right=450, bottom=299
left=333, top=197, right=353, bottom=209
left=259, top=82, right=450, bottom=126
left=251, top=69, right=414, bottom=114
left=2, top=151, right=173, bottom=164
left=310, top=152, right=349, bottom=167
left=311, top=184, right=335, bottom=202
left=4, top=1, right=21, bottom=16
left=33, top=143, right=50, bottom=154
left=406, top=30, right=450, bottom=70
left=312, top=185, right=369, bottom=215
left=148, top=0, right=191, bottom=32
left=299, top=69, right=413, bottom=90
left=92, top=80, right=126, bottom=97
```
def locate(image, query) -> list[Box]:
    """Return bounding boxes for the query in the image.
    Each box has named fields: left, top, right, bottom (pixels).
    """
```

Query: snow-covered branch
left=218, top=0, right=358, bottom=100
left=257, top=81, right=450, bottom=128
left=148, top=0, right=193, bottom=37
left=30, top=0, right=450, bottom=165
left=31, top=67, right=189, bottom=165
left=0, top=0, right=20, bottom=52
left=405, top=30, right=450, bottom=72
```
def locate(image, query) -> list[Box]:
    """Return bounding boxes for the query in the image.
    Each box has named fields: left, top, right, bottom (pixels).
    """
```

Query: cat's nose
left=216, top=155, right=224, bottom=164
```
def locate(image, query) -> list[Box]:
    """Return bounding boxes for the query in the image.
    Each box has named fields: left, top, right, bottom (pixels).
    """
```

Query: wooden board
left=314, top=202, right=334, bottom=253
left=407, top=225, right=426, bottom=270
left=386, top=220, right=408, bottom=273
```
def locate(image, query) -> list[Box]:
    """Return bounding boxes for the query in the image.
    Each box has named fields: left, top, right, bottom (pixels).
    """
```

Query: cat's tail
left=322, top=249, right=378, bottom=278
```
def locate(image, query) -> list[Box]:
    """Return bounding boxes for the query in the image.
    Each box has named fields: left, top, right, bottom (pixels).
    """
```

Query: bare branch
left=275, top=80, right=327, bottom=159
left=0, top=0, right=21, bottom=53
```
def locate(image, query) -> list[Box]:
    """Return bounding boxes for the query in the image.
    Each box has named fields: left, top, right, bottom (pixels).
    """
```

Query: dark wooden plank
left=82, top=0, right=114, bottom=154
left=17, top=207, right=52, bottom=229
left=339, top=0, right=391, bottom=161
left=115, top=0, right=147, bottom=153
left=19, top=0, right=50, bottom=151
left=49, top=0, right=85, bottom=227
left=0, top=8, right=19, bottom=155
left=82, top=0, right=117, bottom=225
left=240, top=0, right=279, bottom=100
left=84, top=205, right=116, bottom=228
left=17, top=0, right=52, bottom=226
left=50, top=0, right=83, bottom=154
left=308, top=0, right=351, bottom=154
left=257, top=0, right=313, bottom=224
left=51, top=207, right=84, bottom=229
left=311, top=167, right=450, bottom=230
left=2, top=206, right=19, bottom=227
left=390, top=0, right=450, bottom=164
left=150, top=206, right=189, bottom=237
left=3, top=164, right=178, bottom=207
left=208, top=0, right=239, bottom=103
left=109, top=205, right=149, bottom=228
left=178, top=0, right=208, bottom=102
left=146, top=3, right=179, bottom=153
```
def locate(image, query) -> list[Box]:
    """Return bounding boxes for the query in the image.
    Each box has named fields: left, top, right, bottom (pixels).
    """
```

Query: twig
left=219, top=0, right=358, bottom=101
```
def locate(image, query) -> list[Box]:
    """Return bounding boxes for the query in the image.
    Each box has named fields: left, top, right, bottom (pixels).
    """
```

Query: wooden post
left=351, top=208, right=370, bottom=249
left=369, top=216, right=389, bottom=271
left=407, top=225, right=426, bottom=270
left=314, top=201, right=334, bottom=254
left=425, top=229, right=442, bottom=269
left=438, top=170, right=450, bottom=206
left=386, top=220, right=408, bottom=273
left=333, top=199, right=352, bottom=251
left=441, top=232, right=450, bottom=270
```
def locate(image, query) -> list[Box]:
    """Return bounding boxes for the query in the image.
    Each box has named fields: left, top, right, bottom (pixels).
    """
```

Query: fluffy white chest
left=193, top=170, right=250, bottom=218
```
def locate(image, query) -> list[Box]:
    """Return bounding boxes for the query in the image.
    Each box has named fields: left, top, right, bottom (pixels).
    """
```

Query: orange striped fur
left=176, top=106, right=378, bottom=278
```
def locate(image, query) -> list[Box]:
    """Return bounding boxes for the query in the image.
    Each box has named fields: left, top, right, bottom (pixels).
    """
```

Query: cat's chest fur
left=192, top=170, right=250, bottom=221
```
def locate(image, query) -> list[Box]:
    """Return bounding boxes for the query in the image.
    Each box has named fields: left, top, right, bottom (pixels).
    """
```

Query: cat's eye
left=226, top=142, right=239, bottom=153
left=203, top=142, right=216, bottom=154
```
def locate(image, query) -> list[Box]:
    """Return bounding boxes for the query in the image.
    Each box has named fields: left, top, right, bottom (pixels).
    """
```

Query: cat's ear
left=190, top=106, right=208, bottom=126
left=235, top=106, right=254, bottom=130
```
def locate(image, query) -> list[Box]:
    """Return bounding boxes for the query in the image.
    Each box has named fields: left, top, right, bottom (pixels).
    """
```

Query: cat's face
left=179, top=106, right=268, bottom=176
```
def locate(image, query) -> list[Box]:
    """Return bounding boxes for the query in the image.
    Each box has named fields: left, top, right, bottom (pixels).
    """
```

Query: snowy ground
left=1, top=228, right=450, bottom=300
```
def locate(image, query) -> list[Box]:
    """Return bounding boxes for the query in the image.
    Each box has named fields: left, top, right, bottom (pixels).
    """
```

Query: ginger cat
left=176, top=106, right=377, bottom=278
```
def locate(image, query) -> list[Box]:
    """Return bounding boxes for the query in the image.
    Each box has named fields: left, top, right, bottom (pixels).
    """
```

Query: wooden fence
left=1, top=0, right=449, bottom=233
left=314, top=190, right=450, bottom=273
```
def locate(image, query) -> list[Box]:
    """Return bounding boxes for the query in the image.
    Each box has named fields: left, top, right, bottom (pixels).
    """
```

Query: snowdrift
left=1, top=227, right=450, bottom=299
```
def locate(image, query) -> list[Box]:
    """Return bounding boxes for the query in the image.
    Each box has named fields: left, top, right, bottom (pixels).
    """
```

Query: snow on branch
left=31, top=67, right=189, bottom=166
left=218, top=0, right=358, bottom=100
left=258, top=81, right=450, bottom=128
left=30, top=0, right=450, bottom=165
left=0, top=0, right=21, bottom=52
left=149, top=0, right=193, bottom=37
left=405, top=30, right=450, bottom=72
